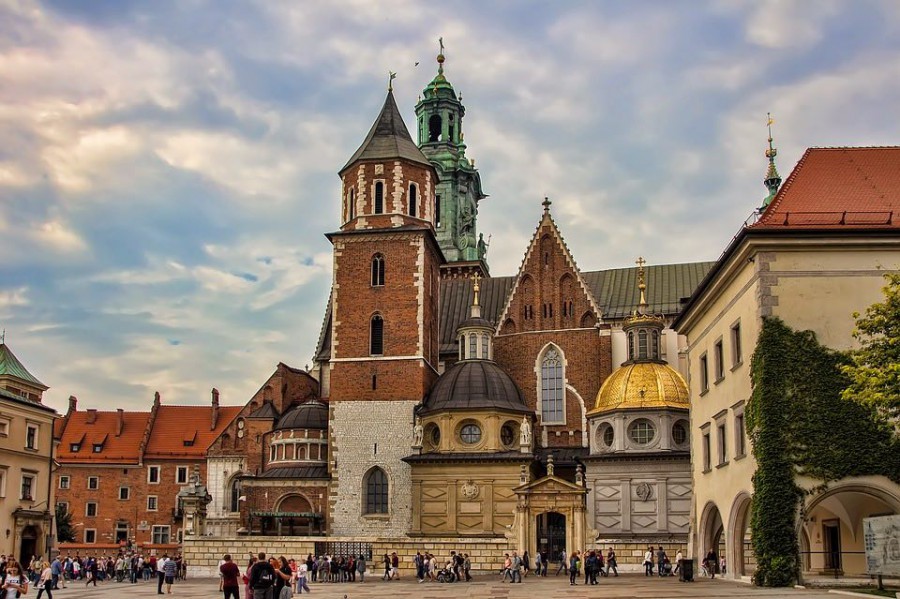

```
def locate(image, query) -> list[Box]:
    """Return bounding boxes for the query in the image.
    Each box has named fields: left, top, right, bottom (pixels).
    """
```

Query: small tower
left=415, top=38, right=488, bottom=274
left=761, top=112, right=782, bottom=210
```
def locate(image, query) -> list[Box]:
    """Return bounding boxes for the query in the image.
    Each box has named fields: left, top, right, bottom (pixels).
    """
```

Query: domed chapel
left=201, top=44, right=712, bottom=567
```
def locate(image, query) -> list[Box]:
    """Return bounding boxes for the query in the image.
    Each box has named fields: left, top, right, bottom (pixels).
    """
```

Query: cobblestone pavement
left=40, top=575, right=856, bottom=598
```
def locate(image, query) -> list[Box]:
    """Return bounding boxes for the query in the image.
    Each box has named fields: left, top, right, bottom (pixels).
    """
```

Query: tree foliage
left=56, top=504, right=76, bottom=543
left=842, top=272, right=900, bottom=421
left=747, top=317, right=900, bottom=587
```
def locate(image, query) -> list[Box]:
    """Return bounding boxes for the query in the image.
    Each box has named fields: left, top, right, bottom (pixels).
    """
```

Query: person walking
left=163, top=554, right=178, bottom=594
left=219, top=555, right=240, bottom=599
left=510, top=551, right=522, bottom=583
left=534, top=551, right=542, bottom=578
left=356, top=553, right=366, bottom=583
left=157, top=555, right=167, bottom=594
left=556, top=549, right=568, bottom=576
left=522, top=550, right=530, bottom=578
left=501, top=553, right=512, bottom=582
left=382, top=553, right=391, bottom=580
left=657, top=546, right=667, bottom=577
left=295, top=558, right=310, bottom=595
left=704, top=549, right=718, bottom=579
left=36, top=561, right=53, bottom=599
left=463, top=554, right=471, bottom=582
left=605, top=547, right=618, bottom=576
left=644, top=546, right=655, bottom=576
left=674, top=549, right=683, bottom=576
left=50, top=556, right=61, bottom=590
left=568, top=551, right=580, bottom=586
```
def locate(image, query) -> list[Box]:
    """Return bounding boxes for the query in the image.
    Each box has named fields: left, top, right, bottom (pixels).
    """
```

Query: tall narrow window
left=469, top=333, right=477, bottom=359
left=699, top=354, right=709, bottom=392
left=408, top=184, right=417, bottom=217
left=370, top=315, right=384, bottom=355
left=448, top=114, right=455, bottom=141
left=651, top=330, right=660, bottom=360
left=435, top=195, right=441, bottom=227
left=702, top=431, right=711, bottom=471
left=717, top=423, right=727, bottom=465
left=735, top=414, right=746, bottom=457
left=638, top=329, right=648, bottom=359
left=731, top=322, right=742, bottom=367
left=371, top=254, right=385, bottom=286
left=374, top=182, right=384, bottom=214
left=459, top=338, right=464, bottom=361
left=482, top=334, right=489, bottom=360
left=540, top=347, right=565, bottom=424
left=714, top=340, right=724, bottom=381
left=428, top=114, right=442, bottom=142
left=628, top=331, right=635, bottom=360
left=364, top=467, right=388, bottom=514
left=229, top=478, right=241, bottom=513
left=349, top=187, right=356, bottom=220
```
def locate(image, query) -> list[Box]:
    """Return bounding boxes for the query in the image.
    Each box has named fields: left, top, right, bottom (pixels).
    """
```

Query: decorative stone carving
left=520, top=415, right=532, bottom=448
left=461, top=480, right=479, bottom=500
left=412, top=417, right=423, bottom=448
left=636, top=482, right=653, bottom=502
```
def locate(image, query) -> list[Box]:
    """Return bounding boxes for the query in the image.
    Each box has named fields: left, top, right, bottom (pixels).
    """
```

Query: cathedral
left=201, top=49, right=711, bottom=566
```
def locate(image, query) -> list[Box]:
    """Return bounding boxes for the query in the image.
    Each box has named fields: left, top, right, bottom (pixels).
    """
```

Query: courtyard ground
left=41, top=574, right=877, bottom=598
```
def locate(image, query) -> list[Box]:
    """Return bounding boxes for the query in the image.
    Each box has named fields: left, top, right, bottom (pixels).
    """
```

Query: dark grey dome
left=457, top=316, right=494, bottom=330
left=275, top=400, right=328, bottom=430
left=420, top=361, right=528, bottom=415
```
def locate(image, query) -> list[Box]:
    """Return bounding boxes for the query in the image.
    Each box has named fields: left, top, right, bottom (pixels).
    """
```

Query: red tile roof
left=754, top=147, right=900, bottom=230
left=143, top=405, right=242, bottom=459
left=56, top=410, right=150, bottom=464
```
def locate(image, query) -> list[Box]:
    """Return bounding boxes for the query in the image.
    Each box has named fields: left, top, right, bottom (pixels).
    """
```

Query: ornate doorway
left=537, top=512, right=566, bottom=562
left=19, top=525, right=38, bottom=563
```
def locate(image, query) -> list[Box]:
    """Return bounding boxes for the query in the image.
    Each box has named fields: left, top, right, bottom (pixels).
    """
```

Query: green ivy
left=746, top=317, right=900, bottom=587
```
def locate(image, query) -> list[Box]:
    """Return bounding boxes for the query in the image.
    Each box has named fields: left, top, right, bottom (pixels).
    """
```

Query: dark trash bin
left=679, top=559, right=694, bottom=582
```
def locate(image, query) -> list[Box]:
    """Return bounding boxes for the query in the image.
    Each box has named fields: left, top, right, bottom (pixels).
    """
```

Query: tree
left=842, top=273, right=900, bottom=421
left=56, top=504, right=75, bottom=543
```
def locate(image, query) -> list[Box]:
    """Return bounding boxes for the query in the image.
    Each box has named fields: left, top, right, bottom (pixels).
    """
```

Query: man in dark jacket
left=249, top=553, right=275, bottom=599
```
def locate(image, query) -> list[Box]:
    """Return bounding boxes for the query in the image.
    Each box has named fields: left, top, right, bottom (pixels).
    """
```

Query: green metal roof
left=0, top=343, right=47, bottom=389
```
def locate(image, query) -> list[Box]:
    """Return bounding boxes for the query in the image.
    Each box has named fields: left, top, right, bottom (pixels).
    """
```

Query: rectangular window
left=435, top=195, right=441, bottom=227
left=731, top=322, right=743, bottom=367
left=735, top=413, right=746, bottom=458
left=147, top=466, right=160, bottom=484
left=84, top=529, right=96, bottom=544
left=699, top=354, right=709, bottom=392
left=717, top=423, right=727, bottom=465
left=714, top=340, right=725, bottom=381
left=92, top=443, right=103, bottom=453
left=86, top=502, right=97, bottom=517
left=56, top=501, right=68, bottom=514
left=702, top=431, right=711, bottom=472
left=70, top=443, right=81, bottom=452
left=0, top=469, right=6, bottom=498
left=119, top=486, right=130, bottom=500
left=87, top=476, right=99, bottom=490
left=147, top=496, right=158, bottom=511
left=59, top=475, right=70, bottom=489
left=176, top=466, right=189, bottom=484
left=0, top=419, right=9, bottom=436
left=152, top=525, right=170, bottom=545
left=21, top=474, right=35, bottom=500
left=25, top=424, right=38, bottom=450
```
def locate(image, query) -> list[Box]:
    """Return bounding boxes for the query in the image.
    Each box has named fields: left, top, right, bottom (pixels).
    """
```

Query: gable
left=495, top=211, right=602, bottom=335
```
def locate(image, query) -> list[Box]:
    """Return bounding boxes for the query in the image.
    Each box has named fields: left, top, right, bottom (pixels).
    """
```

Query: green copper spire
left=415, top=39, right=487, bottom=267
left=761, top=112, right=782, bottom=209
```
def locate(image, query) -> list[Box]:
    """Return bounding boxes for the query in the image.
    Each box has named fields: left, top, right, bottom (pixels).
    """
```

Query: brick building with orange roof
left=54, top=390, right=240, bottom=553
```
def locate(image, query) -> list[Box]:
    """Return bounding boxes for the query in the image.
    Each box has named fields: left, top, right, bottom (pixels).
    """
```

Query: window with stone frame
left=229, top=478, right=242, bottom=513
left=152, top=525, right=170, bottom=544
left=408, top=183, right=417, bottom=217
left=21, top=473, right=35, bottom=500
left=370, top=314, right=384, bottom=355
left=540, top=346, right=565, bottom=424
left=374, top=181, right=384, bottom=214
left=363, top=467, right=388, bottom=515
left=371, top=254, right=385, bottom=287
left=468, top=333, right=477, bottom=359
left=147, top=496, right=158, bottom=511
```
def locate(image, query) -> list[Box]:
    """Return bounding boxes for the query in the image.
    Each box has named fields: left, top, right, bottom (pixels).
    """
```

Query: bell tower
left=415, top=39, right=488, bottom=276
left=327, top=82, right=443, bottom=536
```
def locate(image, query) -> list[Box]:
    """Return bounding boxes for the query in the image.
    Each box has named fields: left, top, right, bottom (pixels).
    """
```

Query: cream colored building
left=0, top=342, right=57, bottom=562
left=674, top=147, right=900, bottom=580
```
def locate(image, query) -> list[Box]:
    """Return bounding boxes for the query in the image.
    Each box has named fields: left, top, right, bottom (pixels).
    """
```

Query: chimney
left=66, top=395, right=78, bottom=416
left=154, top=391, right=161, bottom=407
left=116, top=408, right=124, bottom=437
left=211, top=388, right=220, bottom=431
left=86, top=408, right=98, bottom=424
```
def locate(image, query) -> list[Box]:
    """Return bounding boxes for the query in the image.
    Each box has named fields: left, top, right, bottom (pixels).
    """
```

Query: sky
left=2, top=0, right=900, bottom=412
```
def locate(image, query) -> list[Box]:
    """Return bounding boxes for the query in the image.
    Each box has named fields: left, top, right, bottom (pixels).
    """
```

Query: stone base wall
left=183, top=535, right=515, bottom=577
left=590, top=540, right=689, bottom=571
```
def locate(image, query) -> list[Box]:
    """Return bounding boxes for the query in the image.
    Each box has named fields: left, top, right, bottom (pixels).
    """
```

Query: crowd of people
left=0, top=551, right=187, bottom=597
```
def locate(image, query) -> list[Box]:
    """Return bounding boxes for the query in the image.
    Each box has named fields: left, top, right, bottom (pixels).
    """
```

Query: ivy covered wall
left=746, top=317, right=900, bottom=587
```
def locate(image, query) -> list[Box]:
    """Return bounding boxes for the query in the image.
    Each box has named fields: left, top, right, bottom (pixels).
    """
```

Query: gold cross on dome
left=472, top=272, right=481, bottom=306
left=635, top=256, right=646, bottom=269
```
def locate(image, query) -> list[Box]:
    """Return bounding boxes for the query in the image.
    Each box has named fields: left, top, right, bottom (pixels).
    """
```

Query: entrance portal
left=536, top=512, right=566, bottom=562
left=19, top=525, right=38, bottom=564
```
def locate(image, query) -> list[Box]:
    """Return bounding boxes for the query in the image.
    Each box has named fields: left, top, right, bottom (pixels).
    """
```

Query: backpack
left=257, top=566, right=274, bottom=588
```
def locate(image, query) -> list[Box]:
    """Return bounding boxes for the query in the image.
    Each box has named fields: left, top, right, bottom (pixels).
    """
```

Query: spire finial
left=636, top=256, right=648, bottom=313
left=472, top=272, right=481, bottom=307
left=542, top=196, right=551, bottom=213
left=437, top=37, right=445, bottom=75
left=388, top=70, right=397, bottom=92
left=762, top=112, right=782, bottom=209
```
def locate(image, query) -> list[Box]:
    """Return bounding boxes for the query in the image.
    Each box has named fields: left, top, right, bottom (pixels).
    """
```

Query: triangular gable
left=496, top=205, right=603, bottom=334
left=513, top=474, right=587, bottom=495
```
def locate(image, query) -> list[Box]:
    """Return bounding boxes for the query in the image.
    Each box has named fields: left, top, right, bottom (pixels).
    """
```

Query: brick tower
left=326, top=86, right=443, bottom=535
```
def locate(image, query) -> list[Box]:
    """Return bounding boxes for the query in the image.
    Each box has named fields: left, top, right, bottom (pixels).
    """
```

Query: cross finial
left=388, top=71, right=397, bottom=92
left=439, top=37, right=444, bottom=55
left=636, top=257, right=648, bottom=311
left=542, top=196, right=551, bottom=213
left=472, top=272, right=481, bottom=307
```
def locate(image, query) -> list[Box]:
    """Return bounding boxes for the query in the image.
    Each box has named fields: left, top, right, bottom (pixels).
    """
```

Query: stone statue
left=413, top=417, right=424, bottom=447
left=459, top=202, right=475, bottom=238
left=520, top=416, right=532, bottom=447
left=477, top=233, right=488, bottom=260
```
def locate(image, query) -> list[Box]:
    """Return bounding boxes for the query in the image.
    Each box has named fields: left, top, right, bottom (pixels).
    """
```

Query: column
left=621, top=479, right=632, bottom=531
left=448, top=480, right=458, bottom=533
left=484, top=480, right=494, bottom=534
left=656, top=479, right=668, bottom=532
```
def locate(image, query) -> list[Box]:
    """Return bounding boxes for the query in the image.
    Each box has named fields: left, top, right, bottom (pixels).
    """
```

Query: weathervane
left=388, top=71, right=397, bottom=92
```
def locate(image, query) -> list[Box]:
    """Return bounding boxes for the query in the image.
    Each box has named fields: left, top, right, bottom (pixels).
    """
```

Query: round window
left=500, top=423, right=516, bottom=447
left=672, top=421, right=688, bottom=445
left=460, top=423, right=482, bottom=444
left=599, top=423, right=614, bottom=447
left=428, top=424, right=441, bottom=447
left=629, top=419, right=656, bottom=445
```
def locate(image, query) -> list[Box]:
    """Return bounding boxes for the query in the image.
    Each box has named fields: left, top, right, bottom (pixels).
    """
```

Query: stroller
left=436, top=567, right=457, bottom=583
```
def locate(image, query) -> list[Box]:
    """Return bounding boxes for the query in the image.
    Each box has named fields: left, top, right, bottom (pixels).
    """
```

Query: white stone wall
left=207, top=456, right=245, bottom=531
left=329, top=400, right=417, bottom=536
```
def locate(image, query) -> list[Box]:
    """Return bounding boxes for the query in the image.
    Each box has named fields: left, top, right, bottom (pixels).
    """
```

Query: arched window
left=374, top=182, right=384, bottom=214
left=469, top=333, right=477, bottom=359
left=651, top=330, right=660, bottom=360
left=428, top=114, right=442, bottom=142
left=459, top=336, right=464, bottom=361
left=364, top=467, right=388, bottom=514
left=448, top=113, right=455, bottom=142
left=638, top=329, right=648, bottom=359
left=482, top=334, right=489, bottom=360
left=409, top=184, right=417, bottom=217
left=349, top=187, right=356, bottom=220
left=370, top=315, right=384, bottom=355
left=628, top=331, right=635, bottom=361
left=371, top=254, right=385, bottom=286
left=540, top=347, right=565, bottom=424
left=229, top=478, right=242, bottom=513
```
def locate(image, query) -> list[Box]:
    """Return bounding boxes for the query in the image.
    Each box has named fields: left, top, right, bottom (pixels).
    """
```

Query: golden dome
left=588, top=362, right=689, bottom=415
